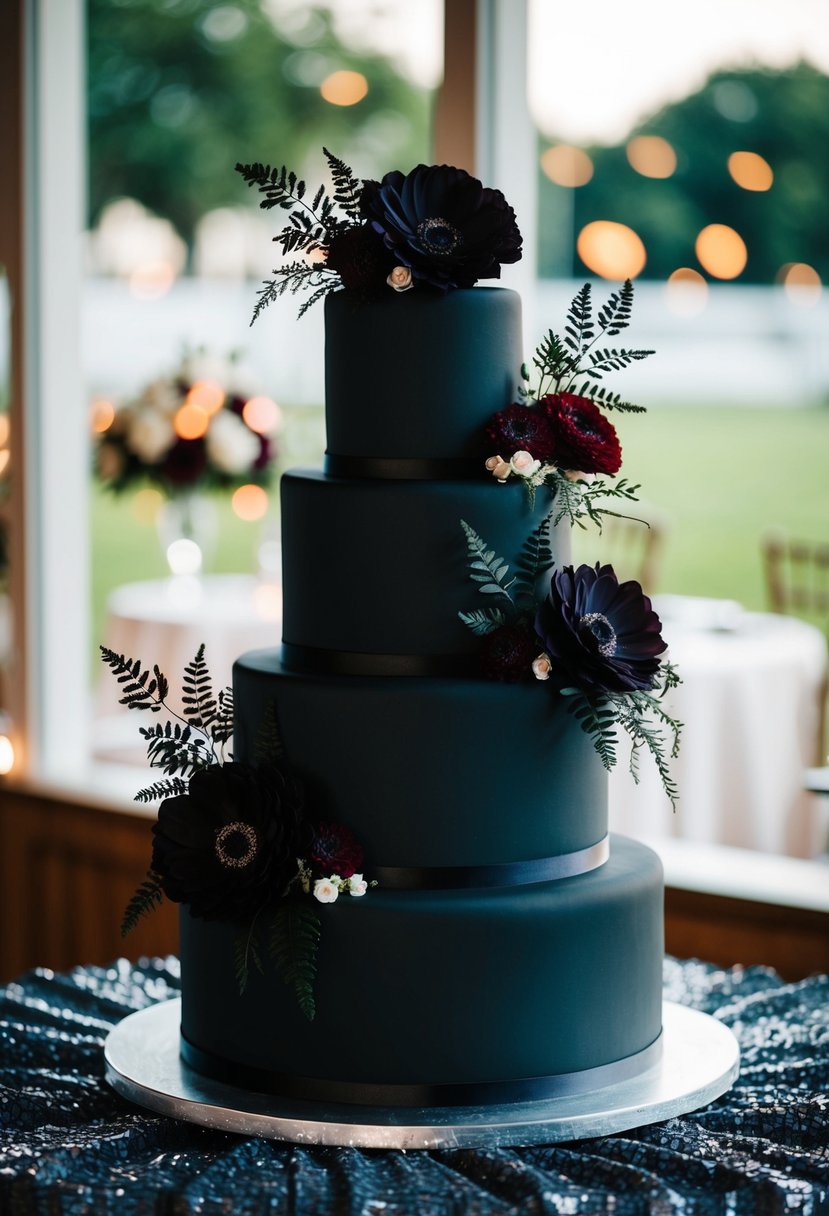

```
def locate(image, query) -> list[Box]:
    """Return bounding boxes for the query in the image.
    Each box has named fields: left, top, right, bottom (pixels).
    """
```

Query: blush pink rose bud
left=387, top=266, right=413, bottom=292
left=486, top=455, right=512, bottom=482
left=532, top=653, right=552, bottom=681
left=313, top=877, right=340, bottom=904
left=510, top=450, right=541, bottom=478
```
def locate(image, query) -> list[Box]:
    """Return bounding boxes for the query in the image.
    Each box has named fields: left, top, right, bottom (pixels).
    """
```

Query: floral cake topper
left=102, top=644, right=373, bottom=1019
left=236, top=149, right=522, bottom=320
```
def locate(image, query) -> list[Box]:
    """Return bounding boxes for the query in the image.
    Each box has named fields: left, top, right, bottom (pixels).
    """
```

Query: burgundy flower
left=151, top=762, right=307, bottom=920
left=325, top=223, right=394, bottom=294
left=541, top=393, right=622, bottom=475
left=479, top=622, right=538, bottom=682
left=310, top=821, right=364, bottom=879
left=534, top=563, right=667, bottom=694
left=161, top=437, right=208, bottom=486
left=485, top=403, right=557, bottom=461
left=360, top=164, right=522, bottom=291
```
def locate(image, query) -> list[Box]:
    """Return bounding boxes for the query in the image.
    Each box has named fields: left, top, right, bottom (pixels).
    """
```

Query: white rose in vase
left=205, top=410, right=260, bottom=475
left=126, top=408, right=175, bottom=463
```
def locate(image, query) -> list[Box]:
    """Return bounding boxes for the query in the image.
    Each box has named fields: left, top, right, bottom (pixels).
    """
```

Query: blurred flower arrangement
left=93, top=349, right=282, bottom=497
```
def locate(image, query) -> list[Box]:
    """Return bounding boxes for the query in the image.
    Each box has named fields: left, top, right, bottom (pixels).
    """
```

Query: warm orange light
left=131, top=487, right=165, bottom=524
left=90, top=397, right=116, bottom=434
left=185, top=379, right=225, bottom=416
left=174, top=403, right=209, bottom=440
left=128, top=260, right=176, bottom=300
left=695, top=224, right=747, bottom=279
left=665, top=268, right=708, bottom=317
left=540, top=145, right=594, bottom=188
left=0, top=735, right=15, bottom=776
left=232, top=484, right=269, bottom=522
left=0, top=451, right=9, bottom=477
left=242, top=395, right=283, bottom=435
left=320, top=70, right=368, bottom=107
left=577, top=221, right=646, bottom=280
left=779, top=262, right=822, bottom=306
left=0, top=416, right=11, bottom=447
left=728, top=151, right=773, bottom=192
left=626, top=136, right=677, bottom=179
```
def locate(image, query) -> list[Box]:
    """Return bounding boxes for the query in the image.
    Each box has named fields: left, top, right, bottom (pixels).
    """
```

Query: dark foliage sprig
left=134, top=776, right=189, bottom=805
left=511, top=514, right=555, bottom=608
left=250, top=263, right=339, bottom=326
left=269, top=902, right=321, bottom=1022
left=323, top=146, right=363, bottom=220
left=460, top=520, right=516, bottom=600
left=120, top=871, right=164, bottom=937
left=546, top=473, right=642, bottom=530
left=234, top=916, right=266, bottom=997
left=530, top=281, right=654, bottom=403
left=100, top=648, right=169, bottom=711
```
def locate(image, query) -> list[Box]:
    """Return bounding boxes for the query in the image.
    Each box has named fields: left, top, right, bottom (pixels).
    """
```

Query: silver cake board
left=104, top=999, right=739, bottom=1149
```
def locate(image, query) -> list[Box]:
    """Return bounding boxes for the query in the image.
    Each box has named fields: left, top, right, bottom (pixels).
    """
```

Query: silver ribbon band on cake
left=324, top=452, right=483, bottom=480
left=179, top=1028, right=663, bottom=1108
left=373, top=834, right=610, bottom=890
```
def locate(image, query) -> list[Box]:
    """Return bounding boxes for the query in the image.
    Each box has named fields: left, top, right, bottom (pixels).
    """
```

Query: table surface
left=0, top=957, right=827, bottom=1214
left=610, top=595, right=829, bottom=858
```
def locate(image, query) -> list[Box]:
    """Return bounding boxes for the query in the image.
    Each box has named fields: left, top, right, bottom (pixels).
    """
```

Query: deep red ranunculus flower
left=534, top=563, right=667, bottom=694
left=541, top=393, right=622, bottom=475
left=485, top=403, right=557, bottom=461
left=310, top=821, right=364, bottom=879
left=479, top=622, right=538, bottom=682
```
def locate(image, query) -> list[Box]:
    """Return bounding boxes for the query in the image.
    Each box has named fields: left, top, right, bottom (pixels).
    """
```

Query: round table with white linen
left=609, top=595, right=829, bottom=858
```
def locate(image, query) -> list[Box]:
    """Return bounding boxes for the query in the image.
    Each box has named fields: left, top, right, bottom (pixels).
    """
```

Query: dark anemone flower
left=151, top=761, right=307, bottom=920
left=541, top=393, right=622, bottom=475
left=535, top=564, right=667, bottom=694
left=325, top=223, right=394, bottom=294
left=479, top=622, right=538, bottom=682
left=360, top=164, right=522, bottom=291
left=309, top=821, right=364, bottom=879
left=485, top=403, right=557, bottom=461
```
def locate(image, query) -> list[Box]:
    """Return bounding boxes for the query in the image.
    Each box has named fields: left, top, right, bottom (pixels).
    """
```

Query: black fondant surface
left=324, top=287, right=521, bottom=461
left=180, top=836, right=663, bottom=1088
left=281, top=469, right=569, bottom=657
left=234, top=648, right=607, bottom=866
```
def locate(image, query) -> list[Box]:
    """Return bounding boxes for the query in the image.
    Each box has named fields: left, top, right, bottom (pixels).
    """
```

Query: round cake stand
left=104, top=999, right=739, bottom=1149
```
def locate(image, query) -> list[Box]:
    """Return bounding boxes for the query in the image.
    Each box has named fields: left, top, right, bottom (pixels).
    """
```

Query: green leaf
left=512, top=513, right=555, bottom=607
left=561, top=688, right=619, bottom=770
left=121, top=871, right=164, bottom=937
left=460, top=520, right=516, bottom=604
left=268, top=902, right=321, bottom=1021
left=234, top=920, right=265, bottom=996
left=458, top=607, right=508, bottom=636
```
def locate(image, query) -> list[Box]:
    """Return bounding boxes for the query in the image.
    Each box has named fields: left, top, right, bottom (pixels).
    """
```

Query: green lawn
left=91, top=404, right=829, bottom=661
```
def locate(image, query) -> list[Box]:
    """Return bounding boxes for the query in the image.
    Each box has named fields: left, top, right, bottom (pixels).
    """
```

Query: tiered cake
left=178, top=285, right=665, bottom=1105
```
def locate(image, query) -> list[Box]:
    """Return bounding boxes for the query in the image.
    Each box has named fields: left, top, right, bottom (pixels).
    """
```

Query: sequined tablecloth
left=0, top=957, right=826, bottom=1215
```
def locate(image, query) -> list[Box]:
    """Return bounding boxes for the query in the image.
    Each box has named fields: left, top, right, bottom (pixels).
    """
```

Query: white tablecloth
left=609, top=596, right=829, bottom=859
left=95, top=574, right=281, bottom=759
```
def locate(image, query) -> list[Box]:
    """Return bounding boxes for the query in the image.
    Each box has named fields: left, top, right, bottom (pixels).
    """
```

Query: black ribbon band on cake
left=180, top=1030, right=663, bottom=1109
left=373, top=835, right=610, bottom=890
left=281, top=642, right=479, bottom=679
left=324, top=452, right=484, bottom=481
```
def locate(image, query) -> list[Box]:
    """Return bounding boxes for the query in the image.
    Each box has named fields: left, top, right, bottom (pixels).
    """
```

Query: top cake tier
left=323, top=286, right=520, bottom=468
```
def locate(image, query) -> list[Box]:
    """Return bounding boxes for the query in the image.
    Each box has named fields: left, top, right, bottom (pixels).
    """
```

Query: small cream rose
left=532, top=653, right=552, bottom=681
left=313, top=877, right=340, bottom=904
left=485, top=455, right=502, bottom=472
left=348, top=873, right=368, bottom=897
left=387, top=266, right=413, bottom=292
left=510, top=450, right=541, bottom=478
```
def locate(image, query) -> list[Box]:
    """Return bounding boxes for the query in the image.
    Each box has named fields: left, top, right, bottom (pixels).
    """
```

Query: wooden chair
left=593, top=507, right=669, bottom=595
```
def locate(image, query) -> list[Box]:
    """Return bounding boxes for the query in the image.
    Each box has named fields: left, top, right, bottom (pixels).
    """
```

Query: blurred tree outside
left=539, top=62, right=829, bottom=284
left=87, top=0, right=434, bottom=259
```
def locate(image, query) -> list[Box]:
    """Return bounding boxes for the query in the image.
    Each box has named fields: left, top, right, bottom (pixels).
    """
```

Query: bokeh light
left=232, top=484, right=269, bottom=521
left=665, top=268, right=709, bottom=317
left=0, top=735, right=14, bottom=775
left=254, top=581, right=282, bottom=622
left=131, top=487, right=165, bottom=525
left=626, top=135, right=677, bottom=179
left=166, top=538, right=203, bottom=576
left=90, top=397, right=116, bottom=433
left=242, top=395, right=283, bottom=435
left=0, top=451, right=9, bottom=477
left=577, top=221, right=646, bottom=280
left=727, top=151, right=773, bottom=192
left=540, top=145, right=594, bottom=187
left=0, top=416, right=9, bottom=446
left=779, top=262, right=822, bottom=306
left=320, top=70, right=369, bottom=106
left=695, top=224, right=747, bottom=279
left=186, top=379, right=225, bottom=415
left=174, top=403, right=210, bottom=440
left=128, top=259, right=176, bottom=299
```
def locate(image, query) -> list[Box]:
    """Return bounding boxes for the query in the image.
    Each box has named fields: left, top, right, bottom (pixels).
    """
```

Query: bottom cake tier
left=179, top=835, right=664, bottom=1104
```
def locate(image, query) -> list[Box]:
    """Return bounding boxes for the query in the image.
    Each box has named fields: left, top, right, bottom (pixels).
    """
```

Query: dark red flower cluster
left=485, top=393, right=622, bottom=476
left=309, top=821, right=364, bottom=879
left=479, top=622, right=539, bottom=682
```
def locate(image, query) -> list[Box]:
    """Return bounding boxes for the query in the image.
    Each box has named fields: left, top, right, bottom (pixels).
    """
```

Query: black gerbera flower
left=151, top=761, right=307, bottom=920
left=485, top=403, right=557, bottom=461
left=534, top=564, right=667, bottom=694
left=360, top=164, right=522, bottom=291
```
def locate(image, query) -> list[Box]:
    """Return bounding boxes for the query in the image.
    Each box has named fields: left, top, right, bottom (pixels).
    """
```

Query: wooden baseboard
left=1, top=788, right=827, bottom=984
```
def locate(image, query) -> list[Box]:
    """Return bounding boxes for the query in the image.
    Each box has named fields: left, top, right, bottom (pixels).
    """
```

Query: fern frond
left=458, top=607, right=508, bottom=636
left=564, top=282, right=594, bottom=357
left=181, top=644, right=215, bottom=731
left=121, top=872, right=164, bottom=936
left=512, top=513, right=554, bottom=606
left=133, top=776, right=188, bottom=805
left=138, top=720, right=213, bottom=776
left=596, top=278, right=634, bottom=336
left=584, top=348, right=655, bottom=379
left=323, top=147, right=363, bottom=219
left=572, top=381, right=648, bottom=414
left=211, top=687, right=234, bottom=747
left=100, top=647, right=169, bottom=712
left=460, top=520, right=516, bottom=601
left=268, top=902, right=321, bottom=1021
left=560, top=688, right=619, bottom=770
left=234, top=920, right=265, bottom=996
left=254, top=698, right=285, bottom=765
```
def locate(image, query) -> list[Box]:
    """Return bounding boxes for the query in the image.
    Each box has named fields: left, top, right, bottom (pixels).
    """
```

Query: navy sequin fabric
left=0, top=957, right=827, bottom=1214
